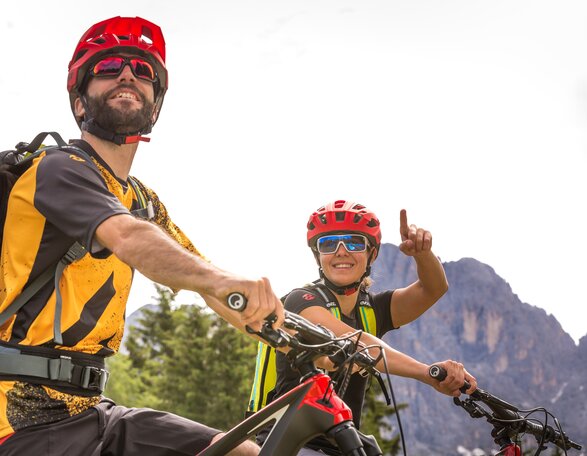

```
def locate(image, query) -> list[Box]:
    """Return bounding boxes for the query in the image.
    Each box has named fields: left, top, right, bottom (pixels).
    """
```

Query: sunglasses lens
left=317, top=235, right=367, bottom=254
left=345, top=235, right=367, bottom=251
left=93, top=57, right=124, bottom=76
left=92, top=57, right=156, bottom=82
left=131, top=59, right=156, bottom=81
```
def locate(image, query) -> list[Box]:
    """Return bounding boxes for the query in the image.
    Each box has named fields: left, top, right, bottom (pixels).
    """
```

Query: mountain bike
left=198, top=293, right=395, bottom=456
left=429, top=365, right=582, bottom=455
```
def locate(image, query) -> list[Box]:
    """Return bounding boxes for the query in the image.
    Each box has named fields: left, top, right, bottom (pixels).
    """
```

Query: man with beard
left=0, top=16, right=282, bottom=456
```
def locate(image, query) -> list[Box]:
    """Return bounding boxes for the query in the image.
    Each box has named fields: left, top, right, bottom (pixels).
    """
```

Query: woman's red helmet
left=67, top=16, right=168, bottom=128
left=307, top=200, right=382, bottom=250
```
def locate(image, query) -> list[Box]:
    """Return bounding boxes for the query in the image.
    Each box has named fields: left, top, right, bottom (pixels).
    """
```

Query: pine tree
left=105, top=285, right=257, bottom=430
left=360, top=381, right=407, bottom=456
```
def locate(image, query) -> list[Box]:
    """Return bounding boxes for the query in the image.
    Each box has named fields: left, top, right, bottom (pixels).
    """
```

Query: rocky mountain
left=371, top=243, right=586, bottom=455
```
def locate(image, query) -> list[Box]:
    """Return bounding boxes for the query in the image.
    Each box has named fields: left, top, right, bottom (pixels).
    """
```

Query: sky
left=1, top=1, right=586, bottom=343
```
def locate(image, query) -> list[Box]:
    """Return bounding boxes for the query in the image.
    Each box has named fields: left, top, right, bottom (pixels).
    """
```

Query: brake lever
left=372, top=370, right=391, bottom=406
left=245, top=314, right=290, bottom=348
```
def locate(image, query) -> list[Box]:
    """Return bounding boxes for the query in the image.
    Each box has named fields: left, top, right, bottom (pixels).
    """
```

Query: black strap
left=0, top=266, right=55, bottom=328
left=309, top=281, right=372, bottom=331
left=15, top=131, right=67, bottom=154
left=0, top=345, right=109, bottom=393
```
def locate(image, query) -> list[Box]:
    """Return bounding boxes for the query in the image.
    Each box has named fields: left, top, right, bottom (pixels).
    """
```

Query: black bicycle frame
left=198, top=372, right=380, bottom=456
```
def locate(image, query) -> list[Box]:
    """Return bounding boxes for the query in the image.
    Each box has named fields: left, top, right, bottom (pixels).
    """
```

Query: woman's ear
left=369, top=247, right=379, bottom=262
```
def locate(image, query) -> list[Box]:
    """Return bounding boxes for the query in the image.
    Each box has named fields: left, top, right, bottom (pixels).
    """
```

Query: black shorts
left=0, top=398, right=221, bottom=456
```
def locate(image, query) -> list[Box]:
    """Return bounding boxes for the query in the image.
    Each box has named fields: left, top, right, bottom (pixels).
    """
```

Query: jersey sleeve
left=33, top=150, right=129, bottom=250
left=370, top=290, right=396, bottom=337
left=283, top=288, right=327, bottom=314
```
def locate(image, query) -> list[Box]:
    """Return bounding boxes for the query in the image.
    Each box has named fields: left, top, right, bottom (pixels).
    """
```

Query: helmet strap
left=79, top=96, right=152, bottom=145
left=319, top=265, right=372, bottom=296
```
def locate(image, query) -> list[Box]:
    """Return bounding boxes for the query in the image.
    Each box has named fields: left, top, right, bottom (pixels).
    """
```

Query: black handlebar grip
left=227, top=292, right=248, bottom=312
left=429, top=364, right=470, bottom=393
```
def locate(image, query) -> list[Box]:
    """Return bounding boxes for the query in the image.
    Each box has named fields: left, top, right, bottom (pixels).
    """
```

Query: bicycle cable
left=380, top=349, right=408, bottom=456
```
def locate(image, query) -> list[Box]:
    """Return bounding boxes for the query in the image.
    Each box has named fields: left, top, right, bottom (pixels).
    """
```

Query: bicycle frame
left=495, top=443, right=521, bottom=456
left=198, top=372, right=380, bottom=456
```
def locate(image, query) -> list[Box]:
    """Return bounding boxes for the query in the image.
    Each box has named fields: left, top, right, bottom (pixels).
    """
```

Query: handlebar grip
left=226, top=292, right=247, bottom=312
left=429, top=364, right=470, bottom=393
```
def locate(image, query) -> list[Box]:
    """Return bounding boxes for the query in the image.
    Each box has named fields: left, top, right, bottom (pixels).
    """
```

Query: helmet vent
left=93, top=38, right=106, bottom=44
left=353, top=214, right=363, bottom=223
left=367, top=219, right=379, bottom=227
left=141, top=33, right=153, bottom=45
left=335, top=212, right=345, bottom=222
left=74, top=49, right=88, bottom=61
left=319, top=214, right=327, bottom=225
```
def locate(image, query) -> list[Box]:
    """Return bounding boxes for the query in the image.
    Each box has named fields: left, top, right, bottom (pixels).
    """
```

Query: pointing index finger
left=399, top=209, right=408, bottom=239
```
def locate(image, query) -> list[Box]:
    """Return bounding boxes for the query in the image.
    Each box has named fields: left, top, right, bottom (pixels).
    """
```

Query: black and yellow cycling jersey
left=0, top=139, right=203, bottom=438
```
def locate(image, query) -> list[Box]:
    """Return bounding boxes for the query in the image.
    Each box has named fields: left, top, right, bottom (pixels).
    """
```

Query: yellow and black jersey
left=0, top=139, right=203, bottom=438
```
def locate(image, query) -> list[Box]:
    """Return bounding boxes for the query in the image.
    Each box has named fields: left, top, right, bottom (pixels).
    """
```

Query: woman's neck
left=334, top=291, right=360, bottom=318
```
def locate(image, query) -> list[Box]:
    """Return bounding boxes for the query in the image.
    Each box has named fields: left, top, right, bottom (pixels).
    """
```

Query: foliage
left=104, top=284, right=257, bottom=430
left=360, top=380, right=407, bottom=456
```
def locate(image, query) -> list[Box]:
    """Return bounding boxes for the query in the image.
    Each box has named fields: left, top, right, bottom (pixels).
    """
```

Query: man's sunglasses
left=316, top=234, right=369, bottom=255
left=91, top=56, right=157, bottom=82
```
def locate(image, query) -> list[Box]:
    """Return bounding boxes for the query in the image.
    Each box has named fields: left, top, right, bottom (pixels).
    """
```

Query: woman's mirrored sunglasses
left=316, top=234, right=369, bottom=254
left=91, top=56, right=157, bottom=82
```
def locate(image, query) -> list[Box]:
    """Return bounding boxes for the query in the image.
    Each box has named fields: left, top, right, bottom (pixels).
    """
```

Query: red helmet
left=67, top=16, right=168, bottom=127
left=307, top=200, right=382, bottom=250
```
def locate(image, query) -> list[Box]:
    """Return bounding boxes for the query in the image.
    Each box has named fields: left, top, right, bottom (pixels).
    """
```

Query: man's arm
left=389, top=209, right=448, bottom=327
left=95, top=213, right=284, bottom=330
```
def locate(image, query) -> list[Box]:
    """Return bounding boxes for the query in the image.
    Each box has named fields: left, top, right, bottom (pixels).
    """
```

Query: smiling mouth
left=333, top=264, right=354, bottom=269
left=111, top=91, right=139, bottom=101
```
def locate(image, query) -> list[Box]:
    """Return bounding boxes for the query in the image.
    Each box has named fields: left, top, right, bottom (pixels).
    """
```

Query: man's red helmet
left=67, top=16, right=168, bottom=128
left=307, top=200, right=382, bottom=250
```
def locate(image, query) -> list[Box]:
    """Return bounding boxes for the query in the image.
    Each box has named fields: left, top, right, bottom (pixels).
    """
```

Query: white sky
left=2, top=1, right=586, bottom=343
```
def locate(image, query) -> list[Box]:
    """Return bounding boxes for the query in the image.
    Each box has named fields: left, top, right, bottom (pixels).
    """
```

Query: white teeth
left=115, top=92, right=137, bottom=100
left=334, top=264, right=352, bottom=269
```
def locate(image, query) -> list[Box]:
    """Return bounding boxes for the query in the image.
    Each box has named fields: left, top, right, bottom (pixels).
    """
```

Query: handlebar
left=429, top=365, right=582, bottom=452
left=226, top=292, right=384, bottom=391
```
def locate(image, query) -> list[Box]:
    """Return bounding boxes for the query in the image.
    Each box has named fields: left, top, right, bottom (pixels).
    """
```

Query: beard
left=84, top=84, right=155, bottom=134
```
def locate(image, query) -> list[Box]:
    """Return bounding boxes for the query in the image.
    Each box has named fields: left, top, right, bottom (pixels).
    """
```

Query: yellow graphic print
left=68, top=154, right=86, bottom=162
left=4, top=383, right=99, bottom=432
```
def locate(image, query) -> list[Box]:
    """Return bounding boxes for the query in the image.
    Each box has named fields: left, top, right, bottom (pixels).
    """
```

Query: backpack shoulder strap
left=356, top=289, right=377, bottom=337
left=312, top=281, right=377, bottom=337
left=247, top=340, right=278, bottom=414
left=127, top=175, right=155, bottom=220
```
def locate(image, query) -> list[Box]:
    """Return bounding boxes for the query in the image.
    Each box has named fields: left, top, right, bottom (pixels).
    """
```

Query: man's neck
left=80, top=132, right=138, bottom=180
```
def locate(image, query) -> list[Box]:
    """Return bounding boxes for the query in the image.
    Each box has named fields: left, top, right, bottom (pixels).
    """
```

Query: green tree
left=360, top=382, right=407, bottom=456
left=104, top=353, right=160, bottom=408
left=159, top=302, right=257, bottom=428
left=104, top=285, right=257, bottom=430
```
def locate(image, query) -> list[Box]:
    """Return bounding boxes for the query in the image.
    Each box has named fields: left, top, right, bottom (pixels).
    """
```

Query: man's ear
left=74, top=96, right=85, bottom=120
